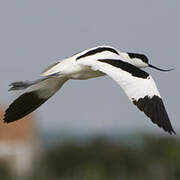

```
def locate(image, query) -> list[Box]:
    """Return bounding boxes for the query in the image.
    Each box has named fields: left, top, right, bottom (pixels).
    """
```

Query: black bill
left=149, top=64, right=174, bottom=72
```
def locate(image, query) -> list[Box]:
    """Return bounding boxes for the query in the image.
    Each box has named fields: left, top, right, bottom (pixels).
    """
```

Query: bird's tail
left=9, top=81, right=34, bottom=91
left=8, top=76, right=54, bottom=91
left=4, top=77, right=68, bottom=123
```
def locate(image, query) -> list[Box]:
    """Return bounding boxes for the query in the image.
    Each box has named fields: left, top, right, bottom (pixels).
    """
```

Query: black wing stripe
left=76, top=47, right=119, bottom=60
left=4, top=91, right=47, bottom=123
left=98, top=59, right=149, bottom=79
left=133, top=95, right=176, bottom=134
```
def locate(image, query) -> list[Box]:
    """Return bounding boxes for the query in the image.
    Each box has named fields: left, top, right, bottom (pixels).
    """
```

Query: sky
left=0, top=0, right=179, bottom=136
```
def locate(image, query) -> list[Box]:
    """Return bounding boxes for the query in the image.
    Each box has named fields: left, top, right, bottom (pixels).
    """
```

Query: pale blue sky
left=0, top=0, right=179, bottom=136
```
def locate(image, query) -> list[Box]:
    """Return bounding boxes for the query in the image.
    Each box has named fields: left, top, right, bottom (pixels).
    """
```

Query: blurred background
left=0, top=0, right=180, bottom=179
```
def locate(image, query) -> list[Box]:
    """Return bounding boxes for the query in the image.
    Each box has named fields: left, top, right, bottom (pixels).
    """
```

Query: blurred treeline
left=1, top=134, right=180, bottom=180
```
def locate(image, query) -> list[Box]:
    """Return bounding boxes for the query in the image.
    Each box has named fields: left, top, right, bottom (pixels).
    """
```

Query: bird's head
left=119, top=52, right=174, bottom=72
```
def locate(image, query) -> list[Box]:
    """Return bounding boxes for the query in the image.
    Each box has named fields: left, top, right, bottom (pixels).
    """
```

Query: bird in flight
left=4, top=45, right=175, bottom=134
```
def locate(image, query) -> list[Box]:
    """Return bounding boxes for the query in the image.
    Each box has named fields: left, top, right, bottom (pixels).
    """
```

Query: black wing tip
left=3, top=108, right=11, bottom=123
left=3, top=91, right=47, bottom=123
left=162, top=124, right=176, bottom=135
left=166, top=127, right=176, bottom=135
left=3, top=118, right=12, bottom=124
left=3, top=117, right=8, bottom=123
left=133, top=95, right=176, bottom=135
left=3, top=106, right=22, bottom=123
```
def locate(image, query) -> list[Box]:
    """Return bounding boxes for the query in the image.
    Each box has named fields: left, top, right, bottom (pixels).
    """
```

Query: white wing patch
left=78, top=59, right=160, bottom=102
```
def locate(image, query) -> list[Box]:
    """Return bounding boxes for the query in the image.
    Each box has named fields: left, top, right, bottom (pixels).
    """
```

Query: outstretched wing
left=4, top=77, right=68, bottom=123
left=78, top=58, right=175, bottom=134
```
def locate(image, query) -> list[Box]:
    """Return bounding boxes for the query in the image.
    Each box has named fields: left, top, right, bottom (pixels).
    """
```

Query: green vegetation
left=37, top=134, right=180, bottom=180
left=1, top=134, right=180, bottom=180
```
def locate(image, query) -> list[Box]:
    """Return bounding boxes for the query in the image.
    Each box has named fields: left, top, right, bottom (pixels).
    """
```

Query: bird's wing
left=78, top=58, right=175, bottom=134
left=41, top=61, right=61, bottom=76
left=4, top=77, right=68, bottom=123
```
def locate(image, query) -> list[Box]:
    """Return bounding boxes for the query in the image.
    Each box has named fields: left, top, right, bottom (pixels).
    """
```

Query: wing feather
left=78, top=59, right=175, bottom=134
left=4, top=77, right=68, bottom=123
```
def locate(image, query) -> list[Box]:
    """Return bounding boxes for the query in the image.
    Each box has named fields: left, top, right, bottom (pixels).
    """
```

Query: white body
left=41, top=46, right=121, bottom=79
left=41, top=45, right=159, bottom=101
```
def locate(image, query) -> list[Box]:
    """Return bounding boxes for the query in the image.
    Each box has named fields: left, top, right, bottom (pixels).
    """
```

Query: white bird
left=4, top=45, right=175, bottom=134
